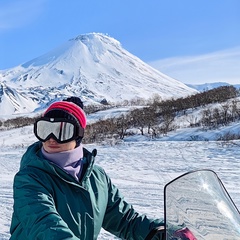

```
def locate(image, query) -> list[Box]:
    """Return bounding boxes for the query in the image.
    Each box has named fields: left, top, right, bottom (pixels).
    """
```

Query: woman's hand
left=145, top=225, right=197, bottom=240
left=172, top=227, right=197, bottom=240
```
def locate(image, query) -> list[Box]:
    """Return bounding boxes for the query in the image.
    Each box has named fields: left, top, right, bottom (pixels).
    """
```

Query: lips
left=47, top=145, right=60, bottom=149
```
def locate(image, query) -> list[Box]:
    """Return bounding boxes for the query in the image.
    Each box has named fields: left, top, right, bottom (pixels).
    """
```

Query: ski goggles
left=34, top=117, right=84, bottom=143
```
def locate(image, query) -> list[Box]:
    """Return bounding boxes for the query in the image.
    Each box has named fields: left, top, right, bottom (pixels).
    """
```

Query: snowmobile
left=162, top=169, right=240, bottom=239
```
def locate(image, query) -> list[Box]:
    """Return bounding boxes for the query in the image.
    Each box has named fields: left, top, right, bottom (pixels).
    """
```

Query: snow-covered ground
left=0, top=125, right=240, bottom=239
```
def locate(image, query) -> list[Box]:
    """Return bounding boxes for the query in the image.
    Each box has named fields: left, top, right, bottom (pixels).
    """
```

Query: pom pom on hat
left=63, top=96, right=84, bottom=109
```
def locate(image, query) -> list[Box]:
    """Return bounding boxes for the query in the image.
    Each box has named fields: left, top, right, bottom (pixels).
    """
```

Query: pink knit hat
left=44, top=101, right=87, bottom=129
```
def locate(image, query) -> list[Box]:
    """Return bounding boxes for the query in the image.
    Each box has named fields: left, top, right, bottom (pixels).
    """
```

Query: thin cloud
left=0, top=0, right=45, bottom=30
left=149, top=47, right=240, bottom=85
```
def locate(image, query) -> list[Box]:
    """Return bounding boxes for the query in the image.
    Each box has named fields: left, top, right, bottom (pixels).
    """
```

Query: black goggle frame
left=34, top=117, right=84, bottom=144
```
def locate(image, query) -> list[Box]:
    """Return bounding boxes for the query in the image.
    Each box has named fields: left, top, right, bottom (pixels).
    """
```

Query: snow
left=186, top=81, right=240, bottom=92
left=0, top=123, right=240, bottom=239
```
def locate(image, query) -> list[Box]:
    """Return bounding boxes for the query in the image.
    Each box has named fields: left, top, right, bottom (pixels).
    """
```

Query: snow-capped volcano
left=0, top=33, right=197, bottom=116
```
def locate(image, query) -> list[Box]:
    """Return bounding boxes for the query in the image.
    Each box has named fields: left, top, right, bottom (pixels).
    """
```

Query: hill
left=0, top=33, right=197, bottom=117
left=187, top=82, right=240, bottom=92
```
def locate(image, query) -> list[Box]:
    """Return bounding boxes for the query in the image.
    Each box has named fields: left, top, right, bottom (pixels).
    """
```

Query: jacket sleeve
left=11, top=169, right=79, bottom=240
left=102, top=172, right=164, bottom=240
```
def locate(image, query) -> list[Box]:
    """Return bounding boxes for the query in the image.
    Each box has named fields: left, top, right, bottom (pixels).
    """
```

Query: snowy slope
left=0, top=33, right=197, bottom=116
left=1, top=104, right=240, bottom=239
left=0, top=126, right=240, bottom=239
left=187, top=81, right=240, bottom=92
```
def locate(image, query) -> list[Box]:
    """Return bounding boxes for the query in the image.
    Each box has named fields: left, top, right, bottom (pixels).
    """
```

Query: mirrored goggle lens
left=35, top=120, right=76, bottom=142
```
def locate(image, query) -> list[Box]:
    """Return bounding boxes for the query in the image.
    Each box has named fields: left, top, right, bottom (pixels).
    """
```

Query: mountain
left=186, top=82, right=240, bottom=92
left=0, top=33, right=197, bottom=117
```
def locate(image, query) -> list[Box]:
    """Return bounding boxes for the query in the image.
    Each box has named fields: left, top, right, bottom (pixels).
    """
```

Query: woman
left=10, top=96, right=165, bottom=240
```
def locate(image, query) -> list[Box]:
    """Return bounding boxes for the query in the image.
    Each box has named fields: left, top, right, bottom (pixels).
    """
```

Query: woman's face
left=42, top=138, right=76, bottom=153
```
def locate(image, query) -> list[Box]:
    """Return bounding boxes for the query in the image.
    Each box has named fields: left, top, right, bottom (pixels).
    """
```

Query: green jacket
left=10, top=142, right=163, bottom=240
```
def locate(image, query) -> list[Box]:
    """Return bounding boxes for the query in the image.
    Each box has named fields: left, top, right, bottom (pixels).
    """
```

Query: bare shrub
left=217, top=131, right=240, bottom=141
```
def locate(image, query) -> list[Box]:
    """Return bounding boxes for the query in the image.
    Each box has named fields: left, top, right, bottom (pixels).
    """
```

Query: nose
left=48, top=138, right=57, bottom=143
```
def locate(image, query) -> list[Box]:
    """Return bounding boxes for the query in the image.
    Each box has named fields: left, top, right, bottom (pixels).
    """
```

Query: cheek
left=64, top=141, right=76, bottom=150
left=42, top=142, right=47, bottom=149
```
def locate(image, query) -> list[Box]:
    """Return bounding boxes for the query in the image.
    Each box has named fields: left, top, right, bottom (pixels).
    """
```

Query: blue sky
left=0, top=0, right=240, bottom=84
